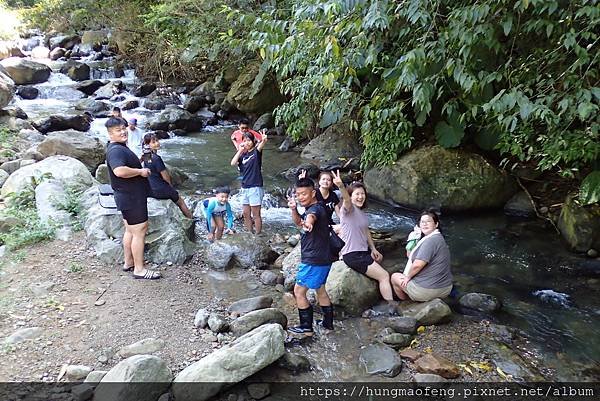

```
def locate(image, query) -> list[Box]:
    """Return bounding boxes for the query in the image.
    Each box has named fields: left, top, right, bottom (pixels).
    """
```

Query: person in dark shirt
left=230, top=131, right=268, bottom=234
left=105, top=117, right=160, bottom=280
left=298, top=169, right=340, bottom=226
left=141, top=133, right=193, bottom=219
left=287, top=178, right=334, bottom=337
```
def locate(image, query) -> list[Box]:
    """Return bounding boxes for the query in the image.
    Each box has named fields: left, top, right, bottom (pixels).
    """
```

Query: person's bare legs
left=294, top=284, right=310, bottom=309
left=122, top=220, right=134, bottom=269
left=176, top=197, right=193, bottom=219
left=242, top=204, right=252, bottom=232
left=391, top=272, right=410, bottom=300
left=128, top=221, right=148, bottom=275
left=365, top=262, right=393, bottom=301
left=214, top=216, right=225, bottom=240
left=250, top=205, right=262, bottom=234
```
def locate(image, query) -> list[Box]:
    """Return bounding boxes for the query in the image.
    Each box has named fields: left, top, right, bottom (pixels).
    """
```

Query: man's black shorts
left=342, top=251, right=374, bottom=275
left=121, top=201, right=148, bottom=225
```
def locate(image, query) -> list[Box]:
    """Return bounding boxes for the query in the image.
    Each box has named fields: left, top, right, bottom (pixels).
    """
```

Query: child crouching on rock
left=201, top=186, right=235, bottom=241
left=287, top=178, right=334, bottom=336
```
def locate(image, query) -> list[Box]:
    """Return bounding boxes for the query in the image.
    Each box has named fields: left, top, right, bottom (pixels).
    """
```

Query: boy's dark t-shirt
left=300, top=202, right=331, bottom=265
left=106, top=142, right=150, bottom=210
left=143, top=153, right=172, bottom=194
left=238, top=148, right=263, bottom=188
left=316, top=189, right=339, bottom=225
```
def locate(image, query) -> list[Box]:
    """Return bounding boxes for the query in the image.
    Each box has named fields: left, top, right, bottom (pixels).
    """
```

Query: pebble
left=587, top=249, right=598, bottom=258
left=97, top=355, right=108, bottom=363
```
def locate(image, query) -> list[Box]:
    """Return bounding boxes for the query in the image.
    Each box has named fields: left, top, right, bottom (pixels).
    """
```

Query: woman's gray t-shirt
left=411, top=234, right=453, bottom=289
left=340, top=204, right=369, bottom=255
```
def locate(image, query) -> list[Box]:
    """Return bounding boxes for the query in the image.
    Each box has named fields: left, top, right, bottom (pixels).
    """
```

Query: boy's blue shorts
left=296, top=262, right=332, bottom=289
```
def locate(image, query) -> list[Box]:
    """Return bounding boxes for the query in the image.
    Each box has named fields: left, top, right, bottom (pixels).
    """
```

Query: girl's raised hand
left=332, top=170, right=343, bottom=187
left=297, top=169, right=307, bottom=180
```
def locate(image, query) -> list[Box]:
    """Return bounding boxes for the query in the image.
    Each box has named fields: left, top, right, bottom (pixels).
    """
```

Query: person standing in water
left=230, top=131, right=268, bottom=234
left=127, top=118, right=144, bottom=157
left=287, top=177, right=334, bottom=336
left=230, top=119, right=264, bottom=150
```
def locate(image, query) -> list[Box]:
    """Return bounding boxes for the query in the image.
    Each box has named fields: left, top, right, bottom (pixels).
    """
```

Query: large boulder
left=75, top=98, right=111, bottom=116
left=458, top=292, right=502, bottom=314
left=0, top=69, right=15, bottom=109
left=35, top=179, right=75, bottom=240
left=60, top=61, right=90, bottom=81
left=93, top=355, right=172, bottom=401
left=32, top=114, right=91, bottom=134
left=228, top=295, right=273, bottom=315
left=229, top=308, right=287, bottom=337
left=48, top=34, right=80, bottom=51
left=0, top=41, right=24, bottom=60
left=1, top=156, right=94, bottom=198
left=147, top=107, right=202, bottom=133
left=398, top=299, right=452, bottom=326
left=30, top=46, right=50, bottom=60
left=16, top=85, right=38, bottom=100
left=131, top=82, right=156, bottom=97
left=281, top=242, right=301, bottom=287
left=364, top=145, right=518, bottom=212
left=0, top=57, right=51, bottom=85
left=225, top=61, right=285, bottom=114
left=36, top=130, right=105, bottom=172
left=172, top=324, right=285, bottom=401
left=359, top=344, right=403, bottom=378
left=204, top=233, right=278, bottom=270
left=301, top=122, right=363, bottom=169
left=143, top=89, right=180, bottom=110
left=558, top=194, right=600, bottom=253
left=325, top=261, right=380, bottom=316
left=81, top=186, right=195, bottom=265
left=77, top=80, right=107, bottom=96
left=80, top=30, right=109, bottom=52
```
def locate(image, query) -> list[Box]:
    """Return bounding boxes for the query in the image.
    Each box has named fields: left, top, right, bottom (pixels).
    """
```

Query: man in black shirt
left=105, top=117, right=161, bottom=280
left=287, top=178, right=334, bottom=336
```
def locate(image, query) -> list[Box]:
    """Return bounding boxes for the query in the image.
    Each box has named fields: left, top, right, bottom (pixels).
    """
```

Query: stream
left=10, top=45, right=600, bottom=382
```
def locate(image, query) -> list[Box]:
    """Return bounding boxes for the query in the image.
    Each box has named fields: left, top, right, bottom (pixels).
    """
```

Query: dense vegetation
left=10, top=1, right=600, bottom=190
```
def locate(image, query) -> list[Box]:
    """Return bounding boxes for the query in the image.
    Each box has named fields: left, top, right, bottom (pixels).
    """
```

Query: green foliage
left=0, top=128, right=17, bottom=159
left=68, top=261, right=83, bottom=273
left=52, top=184, right=84, bottom=231
left=579, top=171, right=600, bottom=205
left=0, top=175, right=55, bottom=250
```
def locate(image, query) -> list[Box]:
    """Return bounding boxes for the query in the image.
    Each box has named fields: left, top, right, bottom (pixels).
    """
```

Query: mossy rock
left=557, top=194, right=600, bottom=253
left=225, top=61, right=285, bottom=114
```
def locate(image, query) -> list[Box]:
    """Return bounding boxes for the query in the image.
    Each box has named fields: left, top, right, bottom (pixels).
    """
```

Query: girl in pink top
left=332, top=171, right=395, bottom=306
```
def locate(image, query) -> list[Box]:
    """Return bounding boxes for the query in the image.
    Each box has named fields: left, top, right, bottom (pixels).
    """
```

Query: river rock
left=0, top=214, right=21, bottom=235
left=413, top=373, right=448, bottom=383
left=364, top=145, right=518, bottom=211
left=0, top=159, right=21, bottom=175
left=147, top=106, right=202, bottom=133
left=229, top=308, right=287, bottom=337
left=277, top=352, right=311, bottom=372
left=386, top=316, right=418, bottom=334
left=49, top=34, right=80, bottom=50
left=144, top=90, right=181, bottom=110
left=84, top=370, right=108, bottom=384
left=196, top=108, right=218, bottom=125
left=164, top=163, right=188, bottom=187
left=35, top=179, right=74, bottom=238
left=504, top=191, right=535, bottom=217
left=194, top=308, right=210, bottom=328
left=359, top=344, right=403, bottom=377
left=131, top=82, right=156, bottom=97
left=190, top=81, right=215, bottom=97
left=16, top=85, right=38, bottom=100
left=247, top=383, right=270, bottom=400
left=228, top=296, right=273, bottom=315
left=94, top=81, right=124, bottom=99
left=325, top=260, right=380, bottom=316
left=49, top=47, right=65, bottom=61
left=18, top=128, right=45, bottom=143
left=30, top=46, right=50, bottom=60
left=0, top=169, right=9, bottom=187
left=93, top=355, right=172, bottom=401
left=459, top=293, right=501, bottom=313
left=75, top=98, right=110, bottom=116
left=399, top=349, right=423, bottom=362
left=82, top=187, right=195, bottom=265
left=37, top=130, right=105, bottom=172
left=208, top=314, right=229, bottom=333
left=301, top=122, right=362, bottom=169
left=203, top=233, right=278, bottom=270
left=482, top=338, right=541, bottom=381
left=66, top=365, right=92, bottom=380
left=260, top=270, right=280, bottom=285
left=558, top=194, right=600, bottom=253
left=91, top=165, right=107, bottom=185
left=0, top=57, right=51, bottom=85
left=183, top=96, right=205, bottom=113
left=76, top=80, right=107, bottom=96
left=33, top=114, right=91, bottom=134
left=398, top=299, right=452, bottom=326
left=118, top=338, right=165, bottom=358
left=172, top=324, right=285, bottom=401
left=381, top=333, right=413, bottom=349
left=71, top=383, right=94, bottom=401
left=80, top=30, right=109, bottom=52
left=414, top=354, right=460, bottom=379
left=1, top=156, right=94, bottom=198
left=225, top=61, right=285, bottom=114
left=60, top=61, right=91, bottom=81
left=253, top=113, right=274, bottom=131
left=281, top=242, right=301, bottom=286
left=4, top=327, right=43, bottom=344
left=0, top=71, right=14, bottom=109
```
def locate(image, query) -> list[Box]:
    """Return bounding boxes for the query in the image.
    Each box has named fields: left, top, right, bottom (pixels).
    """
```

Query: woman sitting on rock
left=332, top=171, right=396, bottom=307
left=391, top=210, right=453, bottom=302
left=141, top=133, right=193, bottom=219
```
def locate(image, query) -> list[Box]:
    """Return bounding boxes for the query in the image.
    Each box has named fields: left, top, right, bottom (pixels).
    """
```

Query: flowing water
left=10, top=52, right=600, bottom=381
